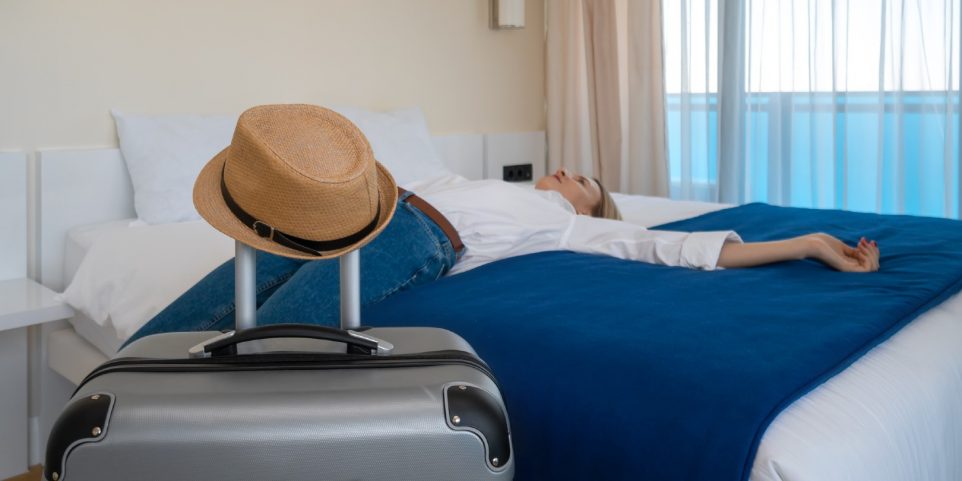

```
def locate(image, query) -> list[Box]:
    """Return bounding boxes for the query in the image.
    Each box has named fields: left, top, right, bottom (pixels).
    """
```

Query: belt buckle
left=252, top=221, right=274, bottom=240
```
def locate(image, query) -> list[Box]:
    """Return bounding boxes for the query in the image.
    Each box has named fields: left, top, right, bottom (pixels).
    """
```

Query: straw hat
left=193, top=104, right=398, bottom=260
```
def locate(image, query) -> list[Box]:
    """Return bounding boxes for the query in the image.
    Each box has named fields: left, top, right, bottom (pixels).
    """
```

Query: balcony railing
left=666, top=92, right=960, bottom=218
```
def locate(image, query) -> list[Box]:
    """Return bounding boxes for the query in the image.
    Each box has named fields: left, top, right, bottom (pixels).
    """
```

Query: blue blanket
left=363, top=203, right=962, bottom=481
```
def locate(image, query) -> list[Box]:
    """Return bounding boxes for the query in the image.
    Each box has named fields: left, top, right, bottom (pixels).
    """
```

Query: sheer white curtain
left=665, top=0, right=961, bottom=218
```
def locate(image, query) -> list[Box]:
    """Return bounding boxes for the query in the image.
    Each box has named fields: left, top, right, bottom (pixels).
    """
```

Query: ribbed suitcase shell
left=46, top=327, right=513, bottom=481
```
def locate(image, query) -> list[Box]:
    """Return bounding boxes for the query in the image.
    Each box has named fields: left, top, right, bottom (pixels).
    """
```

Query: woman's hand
left=806, top=233, right=880, bottom=272
left=716, top=232, right=880, bottom=272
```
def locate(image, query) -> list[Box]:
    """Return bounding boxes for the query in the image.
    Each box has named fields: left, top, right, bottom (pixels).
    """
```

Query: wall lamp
left=491, top=0, right=525, bottom=29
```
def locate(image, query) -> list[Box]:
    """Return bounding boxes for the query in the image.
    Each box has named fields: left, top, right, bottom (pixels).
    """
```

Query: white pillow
left=113, top=110, right=237, bottom=224
left=331, top=106, right=450, bottom=187
left=61, top=220, right=235, bottom=342
left=113, top=106, right=448, bottom=224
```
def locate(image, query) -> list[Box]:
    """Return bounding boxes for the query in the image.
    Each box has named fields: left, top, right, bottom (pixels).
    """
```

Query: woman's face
left=535, top=168, right=602, bottom=215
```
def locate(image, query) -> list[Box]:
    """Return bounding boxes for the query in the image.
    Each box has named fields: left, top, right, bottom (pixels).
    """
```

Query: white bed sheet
left=612, top=192, right=730, bottom=227
left=59, top=193, right=962, bottom=481
left=64, top=219, right=139, bottom=354
left=63, top=218, right=136, bottom=285
left=751, top=290, right=962, bottom=481
left=62, top=219, right=234, bottom=344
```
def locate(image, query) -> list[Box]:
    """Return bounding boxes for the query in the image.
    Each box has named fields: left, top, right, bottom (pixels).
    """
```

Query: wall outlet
left=502, top=163, right=533, bottom=182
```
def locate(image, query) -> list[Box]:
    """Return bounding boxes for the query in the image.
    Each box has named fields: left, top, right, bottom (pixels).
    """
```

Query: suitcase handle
left=202, top=324, right=386, bottom=357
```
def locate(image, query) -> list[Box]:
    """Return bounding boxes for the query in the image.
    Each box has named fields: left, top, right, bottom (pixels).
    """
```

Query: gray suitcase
left=45, top=248, right=513, bottom=481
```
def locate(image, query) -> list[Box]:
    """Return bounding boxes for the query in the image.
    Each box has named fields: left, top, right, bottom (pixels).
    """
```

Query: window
left=662, top=0, right=961, bottom=218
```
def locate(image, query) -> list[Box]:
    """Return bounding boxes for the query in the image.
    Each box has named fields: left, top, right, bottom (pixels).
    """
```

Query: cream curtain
left=546, top=0, right=670, bottom=196
left=625, top=0, right=670, bottom=196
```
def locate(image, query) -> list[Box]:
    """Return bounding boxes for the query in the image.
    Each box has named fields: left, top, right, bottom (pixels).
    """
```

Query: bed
left=362, top=202, right=962, bottom=480
left=35, top=145, right=962, bottom=480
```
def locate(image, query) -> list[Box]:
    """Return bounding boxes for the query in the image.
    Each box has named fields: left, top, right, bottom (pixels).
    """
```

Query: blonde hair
left=591, top=178, right=622, bottom=221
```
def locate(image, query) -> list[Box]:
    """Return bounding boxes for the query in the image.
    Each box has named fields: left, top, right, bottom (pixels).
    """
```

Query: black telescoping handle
left=204, top=324, right=379, bottom=357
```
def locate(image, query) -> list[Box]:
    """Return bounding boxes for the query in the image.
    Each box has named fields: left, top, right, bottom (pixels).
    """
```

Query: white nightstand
left=0, top=278, right=74, bottom=480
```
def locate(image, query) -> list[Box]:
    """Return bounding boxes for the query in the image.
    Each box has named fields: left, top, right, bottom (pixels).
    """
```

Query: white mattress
left=67, top=312, right=123, bottom=356
left=54, top=194, right=962, bottom=481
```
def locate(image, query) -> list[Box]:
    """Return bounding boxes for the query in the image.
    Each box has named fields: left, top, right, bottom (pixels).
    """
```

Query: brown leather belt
left=398, top=187, right=464, bottom=256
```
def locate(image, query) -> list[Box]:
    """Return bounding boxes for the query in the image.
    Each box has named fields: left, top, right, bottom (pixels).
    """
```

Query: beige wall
left=0, top=0, right=545, bottom=150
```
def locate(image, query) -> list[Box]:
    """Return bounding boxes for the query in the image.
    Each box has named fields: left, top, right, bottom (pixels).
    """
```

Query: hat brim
left=193, top=147, right=398, bottom=260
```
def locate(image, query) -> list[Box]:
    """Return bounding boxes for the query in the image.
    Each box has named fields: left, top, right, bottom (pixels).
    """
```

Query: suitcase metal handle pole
left=234, top=242, right=258, bottom=330
left=234, top=241, right=361, bottom=331
left=339, top=248, right=361, bottom=329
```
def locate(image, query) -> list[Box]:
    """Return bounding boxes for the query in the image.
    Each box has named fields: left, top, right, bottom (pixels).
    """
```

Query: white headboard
left=36, top=131, right=545, bottom=291
left=0, top=152, right=27, bottom=280
left=39, top=149, right=134, bottom=291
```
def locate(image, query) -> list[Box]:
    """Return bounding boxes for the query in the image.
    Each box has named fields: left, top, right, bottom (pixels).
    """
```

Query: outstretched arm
left=561, top=215, right=878, bottom=272
left=717, top=234, right=880, bottom=272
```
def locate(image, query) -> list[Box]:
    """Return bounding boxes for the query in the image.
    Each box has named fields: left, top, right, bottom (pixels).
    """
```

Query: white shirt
left=409, top=175, right=743, bottom=275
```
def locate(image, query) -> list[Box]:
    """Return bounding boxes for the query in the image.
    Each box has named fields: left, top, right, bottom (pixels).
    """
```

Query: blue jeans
left=123, top=194, right=458, bottom=348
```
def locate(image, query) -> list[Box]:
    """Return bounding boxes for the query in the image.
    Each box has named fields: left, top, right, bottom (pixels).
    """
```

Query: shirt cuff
left=679, top=231, right=743, bottom=270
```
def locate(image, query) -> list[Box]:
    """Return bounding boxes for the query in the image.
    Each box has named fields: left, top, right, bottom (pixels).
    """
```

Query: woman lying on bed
left=124, top=168, right=880, bottom=346
left=535, top=168, right=881, bottom=273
